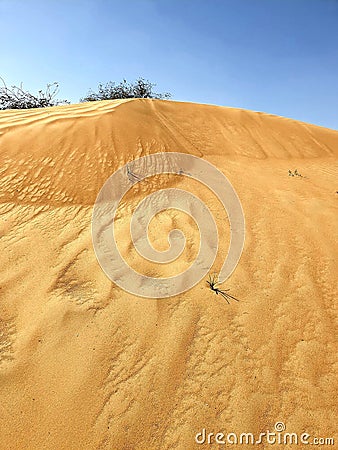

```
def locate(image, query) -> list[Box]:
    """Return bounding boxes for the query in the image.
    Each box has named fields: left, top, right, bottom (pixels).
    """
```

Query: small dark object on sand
left=207, top=273, right=239, bottom=304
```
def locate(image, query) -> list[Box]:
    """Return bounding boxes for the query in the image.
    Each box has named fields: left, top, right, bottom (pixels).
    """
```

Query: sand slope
left=0, top=99, right=337, bottom=449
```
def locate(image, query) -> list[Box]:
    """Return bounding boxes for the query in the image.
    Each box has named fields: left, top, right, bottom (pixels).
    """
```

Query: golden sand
left=0, top=99, right=337, bottom=449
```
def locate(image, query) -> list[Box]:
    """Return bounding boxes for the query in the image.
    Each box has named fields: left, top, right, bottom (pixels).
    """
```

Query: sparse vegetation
left=0, top=77, right=171, bottom=110
left=80, top=78, right=171, bottom=102
left=288, top=169, right=304, bottom=177
left=207, top=273, right=239, bottom=304
left=0, top=78, right=69, bottom=110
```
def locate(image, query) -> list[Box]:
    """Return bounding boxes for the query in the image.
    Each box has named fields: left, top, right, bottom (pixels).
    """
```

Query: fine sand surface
left=0, top=99, right=337, bottom=449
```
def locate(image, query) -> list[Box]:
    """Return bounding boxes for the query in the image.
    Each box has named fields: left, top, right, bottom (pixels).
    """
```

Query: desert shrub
left=0, top=78, right=69, bottom=110
left=288, top=169, right=304, bottom=177
left=81, top=78, right=171, bottom=102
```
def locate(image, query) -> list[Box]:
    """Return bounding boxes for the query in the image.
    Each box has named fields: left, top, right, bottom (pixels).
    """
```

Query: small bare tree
left=0, top=78, right=69, bottom=110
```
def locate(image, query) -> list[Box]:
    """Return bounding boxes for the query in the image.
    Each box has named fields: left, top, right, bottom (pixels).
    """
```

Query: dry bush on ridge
left=0, top=78, right=69, bottom=110
left=81, top=78, right=171, bottom=102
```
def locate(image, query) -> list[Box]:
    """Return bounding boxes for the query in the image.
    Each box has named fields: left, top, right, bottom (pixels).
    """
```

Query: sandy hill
left=0, top=99, right=337, bottom=449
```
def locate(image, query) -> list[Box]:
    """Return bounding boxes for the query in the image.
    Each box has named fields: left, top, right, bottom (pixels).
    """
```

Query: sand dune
left=0, top=99, right=337, bottom=449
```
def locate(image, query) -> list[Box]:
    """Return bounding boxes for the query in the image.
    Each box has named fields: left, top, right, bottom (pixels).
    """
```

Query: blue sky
left=0, top=0, right=337, bottom=129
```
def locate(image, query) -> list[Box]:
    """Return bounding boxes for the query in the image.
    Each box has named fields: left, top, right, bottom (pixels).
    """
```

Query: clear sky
left=0, top=0, right=337, bottom=129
